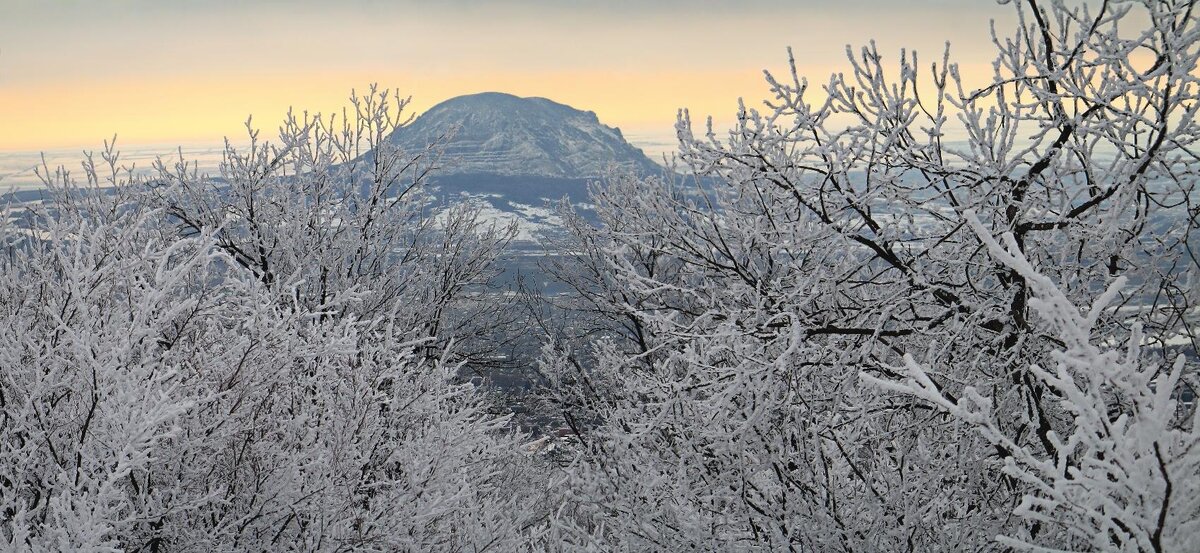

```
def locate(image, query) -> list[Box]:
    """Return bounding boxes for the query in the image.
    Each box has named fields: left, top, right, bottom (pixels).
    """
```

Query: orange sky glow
left=1, top=1, right=1013, bottom=152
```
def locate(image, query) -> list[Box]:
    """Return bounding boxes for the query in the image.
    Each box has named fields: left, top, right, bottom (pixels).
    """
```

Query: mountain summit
left=387, top=92, right=662, bottom=178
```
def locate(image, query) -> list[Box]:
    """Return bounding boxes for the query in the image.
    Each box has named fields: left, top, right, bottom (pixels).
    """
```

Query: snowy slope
left=389, top=92, right=663, bottom=178
left=425, top=173, right=595, bottom=247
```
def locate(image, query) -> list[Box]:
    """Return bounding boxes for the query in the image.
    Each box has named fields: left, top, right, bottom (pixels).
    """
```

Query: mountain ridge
left=387, top=92, right=662, bottom=178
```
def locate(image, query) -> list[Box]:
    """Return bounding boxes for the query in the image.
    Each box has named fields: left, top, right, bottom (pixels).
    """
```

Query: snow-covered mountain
left=388, top=92, right=662, bottom=178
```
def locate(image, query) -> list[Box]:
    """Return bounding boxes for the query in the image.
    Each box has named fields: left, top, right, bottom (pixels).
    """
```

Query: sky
left=0, top=0, right=1016, bottom=154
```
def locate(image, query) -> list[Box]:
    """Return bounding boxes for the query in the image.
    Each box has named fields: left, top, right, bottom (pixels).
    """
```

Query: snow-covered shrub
left=0, top=90, right=546, bottom=551
left=540, top=0, right=1199, bottom=550
left=864, top=213, right=1200, bottom=552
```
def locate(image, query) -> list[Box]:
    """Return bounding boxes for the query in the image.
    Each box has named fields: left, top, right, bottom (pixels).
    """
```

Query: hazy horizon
left=1, top=0, right=1015, bottom=153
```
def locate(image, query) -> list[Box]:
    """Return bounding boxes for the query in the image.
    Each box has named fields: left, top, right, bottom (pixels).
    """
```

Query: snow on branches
left=539, top=0, right=1199, bottom=550
left=0, top=89, right=545, bottom=551
left=865, top=211, right=1200, bottom=552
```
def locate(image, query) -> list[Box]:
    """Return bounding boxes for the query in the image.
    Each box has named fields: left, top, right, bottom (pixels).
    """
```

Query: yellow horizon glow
left=0, top=1, right=1011, bottom=152
left=1, top=60, right=1004, bottom=152
left=0, top=68, right=761, bottom=150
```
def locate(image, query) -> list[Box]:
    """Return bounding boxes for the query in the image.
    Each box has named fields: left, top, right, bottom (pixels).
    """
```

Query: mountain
left=387, top=92, right=662, bottom=178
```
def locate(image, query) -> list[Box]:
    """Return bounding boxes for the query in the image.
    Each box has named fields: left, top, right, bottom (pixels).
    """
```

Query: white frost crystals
left=3, top=0, right=1199, bottom=551
left=535, top=0, right=1199, bottom=550
left=864, top=211, right=1200, bottom=552
left=0, top=87, right=547, bottom=551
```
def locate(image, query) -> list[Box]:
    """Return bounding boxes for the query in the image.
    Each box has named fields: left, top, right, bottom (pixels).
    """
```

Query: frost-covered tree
left=864, top=213, right=1200, bottom=552
left=148, top=86, right=520, bottom=367
left=542, top=0, right=1199, bottom=550
left=0, top=166, right=221, bottom=552
left=0, top=91, right=547, bottom=551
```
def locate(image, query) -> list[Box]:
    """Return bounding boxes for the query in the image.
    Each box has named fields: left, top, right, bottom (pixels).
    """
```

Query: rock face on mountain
left=387, top=92, right=662, bottom=178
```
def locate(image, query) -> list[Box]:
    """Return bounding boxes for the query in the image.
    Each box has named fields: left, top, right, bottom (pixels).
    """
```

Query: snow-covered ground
left=441, top=190, right=573, bottom=244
